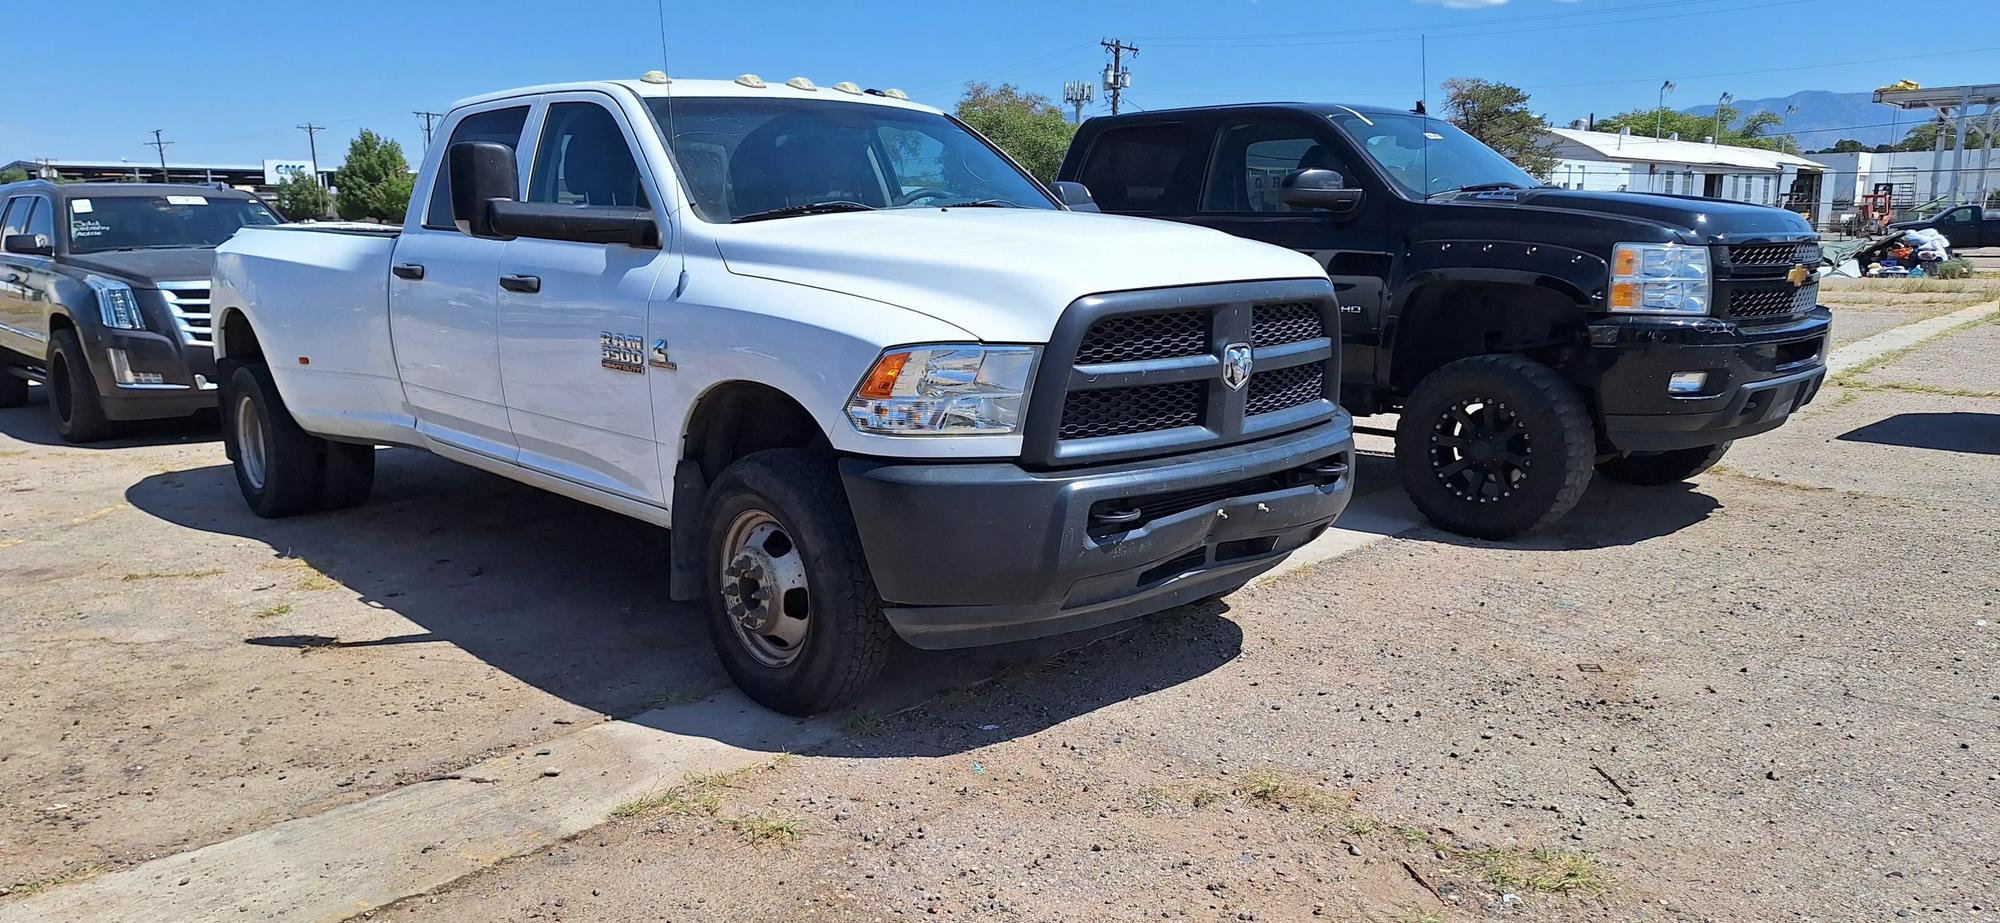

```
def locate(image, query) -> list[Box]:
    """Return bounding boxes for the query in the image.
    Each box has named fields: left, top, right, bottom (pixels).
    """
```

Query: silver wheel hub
left=235, top=394, right=268, bottom=491
left=719, top=511, right=811, bottom=667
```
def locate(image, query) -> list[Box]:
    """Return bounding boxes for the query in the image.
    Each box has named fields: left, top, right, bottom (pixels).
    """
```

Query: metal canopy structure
left=1873, top=82, right=1998, bottom=208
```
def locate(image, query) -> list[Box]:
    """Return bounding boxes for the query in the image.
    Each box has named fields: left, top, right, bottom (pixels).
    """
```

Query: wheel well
left=681, top=382, right=828, bottom=484
left=1389, top=281, right=1589, bottom=394
left=47, top=312, right=74, bottom=336
left=218, top=309, right=264, bottom=362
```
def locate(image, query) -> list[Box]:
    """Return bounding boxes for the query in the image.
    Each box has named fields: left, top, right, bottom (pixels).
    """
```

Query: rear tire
left=1596, top=442, right=1731, bottom=486
left=317, top=441, right=377, bottom=510
left=222, top=363, right=322, bottom=518
left=47, top=329, right=115, bottom=443
left=702, top=449, right=893, bottom=716
left=0, top=367, right=26, bottom=408
left=1395, top=354, right=1596, bottom=540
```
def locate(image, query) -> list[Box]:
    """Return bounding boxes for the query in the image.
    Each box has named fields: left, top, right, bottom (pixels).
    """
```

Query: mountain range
left=1681, top=90, right=1918, bottom=150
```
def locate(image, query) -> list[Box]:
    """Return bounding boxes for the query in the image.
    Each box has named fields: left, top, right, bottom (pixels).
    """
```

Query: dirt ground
left=3, top=283, right=1996, bottom=921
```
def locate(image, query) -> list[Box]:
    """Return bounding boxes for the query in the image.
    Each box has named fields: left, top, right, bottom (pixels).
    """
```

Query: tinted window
left=0, top=197, right=30, bottom=240
left=65, top=195, right=280, bottom=253
left=1078, top=124, right=1199, bottom=214
left=528, top=103, right=649, bottom=208
left=1941, top=207, right=1975, bottom=223
left=24, top=197, right=53, bottom=240
left=1203, top=121, right=1348, bottom=213
left=1326, top=110, right=1538, bottom=198
left=424, top=105, right=530, bottom=230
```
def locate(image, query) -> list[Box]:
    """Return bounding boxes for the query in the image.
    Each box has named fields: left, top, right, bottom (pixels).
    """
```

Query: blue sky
left=10, top=0, right=1996, bottom=167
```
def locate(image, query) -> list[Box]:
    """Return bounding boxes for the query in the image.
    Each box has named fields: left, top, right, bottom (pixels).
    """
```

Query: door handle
left=391, top=263, right=425, bottom=281
left=500, top=274, right=541, bottom=294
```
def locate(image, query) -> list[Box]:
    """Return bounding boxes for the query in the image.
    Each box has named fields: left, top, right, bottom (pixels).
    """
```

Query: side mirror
left=1050, top=181, right=1099, bottom=213
left=1280, top=169, right=1364, bottom=215
left=3, top=233, right=51, bottom=256
left=448, top=141, right=520, bottom=238
left=488, top=202, right=660, bottom=248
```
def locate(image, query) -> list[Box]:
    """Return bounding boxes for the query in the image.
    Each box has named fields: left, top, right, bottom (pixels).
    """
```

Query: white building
left=1543, top=128, right=1827, bottom=221
left=1803, top=149, right=1996, bottom=226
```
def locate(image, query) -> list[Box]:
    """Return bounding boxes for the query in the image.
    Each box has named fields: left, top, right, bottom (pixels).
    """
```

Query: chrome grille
left=1729, top=242, right=1821, bottom=267
left=1729, top=282, right=1817, bottom=319
left=158, top=281, right=212, bottom=347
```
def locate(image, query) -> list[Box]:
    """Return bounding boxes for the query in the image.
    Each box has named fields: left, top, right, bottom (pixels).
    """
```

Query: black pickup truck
left=1057, top=103, right=1833, bottom=537
left=0, top=181, right=282, bottom=441
left=1890, top=204, right=1999, bottom=249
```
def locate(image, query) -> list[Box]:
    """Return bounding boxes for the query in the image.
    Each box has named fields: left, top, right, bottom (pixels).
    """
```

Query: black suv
left=1059, top=103, right=1832, bottom=538
left=0, top=181, right=282, bottom=441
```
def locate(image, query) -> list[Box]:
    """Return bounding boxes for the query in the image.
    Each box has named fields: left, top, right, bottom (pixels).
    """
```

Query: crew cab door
left=388, top=100, right=532, bottom=461
left=0, top=194, right=54, bottom=356
left=495, top=93, right=672, bottom=502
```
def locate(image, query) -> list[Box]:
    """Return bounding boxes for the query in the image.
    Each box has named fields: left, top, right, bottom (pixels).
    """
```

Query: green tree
left=1594, top=106, right=1798, bottom=153
left=1440, top=78, right=1560, bottom=178
left=953, top=82, right=1076, bottom=182
left=0, top=166, right=28, bottom=184
left=1894, top=120, right=1989, bottom=152
left=1817, top=139, right=1869, bottom=154
left=271, top=171, right=331, bottom=221
left=331, top=130, right=415, bottom=222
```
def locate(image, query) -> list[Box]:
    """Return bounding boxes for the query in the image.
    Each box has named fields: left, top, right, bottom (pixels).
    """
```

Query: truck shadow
left=0, top=385, right=222, bottom=449
left=122, top=449, right=1241, bottom=757
left=1837, top=412, right=2000, bottom=456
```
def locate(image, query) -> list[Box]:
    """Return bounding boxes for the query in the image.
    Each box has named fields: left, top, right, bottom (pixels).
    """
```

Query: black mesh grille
left=1074, top=310, right=1207, bottom=364
left=1059, top=381, right=1203, bottom=440
left=1250, top=302, right=1324, bottom=348
left=1245, top=363, right=1324, bottom=417
left=1729, top=282, right=1817, bottom=319
left=1729, top=242, right=1820, bottom=267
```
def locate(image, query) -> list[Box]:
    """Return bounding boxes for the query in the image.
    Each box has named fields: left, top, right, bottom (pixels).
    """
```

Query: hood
left=1480, top=188, right=1815, bottom=243
left=62, top=248, right=216, bottom=288
left=708, top=208, right=1328, bottom=343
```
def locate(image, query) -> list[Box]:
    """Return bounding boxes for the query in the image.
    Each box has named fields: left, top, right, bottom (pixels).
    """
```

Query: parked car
left=210, top=74, right=1357, bottom=714
left=1890, top=204, right=1999, bottom=249
left=1058, top=103, right=1832, bottom=538
left=0, top=181, right=283, bottom=440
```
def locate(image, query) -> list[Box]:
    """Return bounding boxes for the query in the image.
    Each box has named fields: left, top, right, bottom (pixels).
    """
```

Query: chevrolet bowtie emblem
left=1786, top=264, right=1810, bottom=287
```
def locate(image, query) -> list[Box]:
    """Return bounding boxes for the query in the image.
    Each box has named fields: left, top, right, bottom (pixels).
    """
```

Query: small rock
left=542, top=768, right=561, bottom=778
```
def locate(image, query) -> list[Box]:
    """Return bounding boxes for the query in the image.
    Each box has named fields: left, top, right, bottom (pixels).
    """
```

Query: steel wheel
left=1428, top=396, right=1534, bottom=503
left=235, top=393, right=268, bottom=491
left=720, top=509, right=812, bottom=668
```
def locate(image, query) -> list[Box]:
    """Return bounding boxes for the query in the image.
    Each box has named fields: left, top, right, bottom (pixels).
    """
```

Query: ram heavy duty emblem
left=1222, top=342, right=1253, bottom=391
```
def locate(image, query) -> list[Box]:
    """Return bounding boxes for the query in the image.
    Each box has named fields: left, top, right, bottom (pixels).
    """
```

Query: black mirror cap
left=1050, top=181, right=1099, bottom=213
left=1280, top=169, right=1364, bottom=214
left=448, top=141, right=520, bottom=238
left=3, top=233, right=51, bottom=256
left=487, top=201, right=661, bottom=249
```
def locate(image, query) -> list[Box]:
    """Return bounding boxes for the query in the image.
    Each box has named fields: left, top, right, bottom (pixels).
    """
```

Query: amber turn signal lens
left=1610, top=282, right=1639, bottom=310
left=1612, top=248, right=1639, bottom=277
left=857, top=351, right=913, bottom=400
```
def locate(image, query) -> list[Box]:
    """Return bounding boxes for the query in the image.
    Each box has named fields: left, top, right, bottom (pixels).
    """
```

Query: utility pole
left=1713, top=92, right=1733, bottom=147
left=1657, top=81, right=1676, bottom=138
left=1062, top=81, right=1095, bottom=124
left=413, top=110, right=444, bottom=147
left=1100, top=38, right=1136, bottom=116
left=145, top=130, right=173, bottom=181
left=298, top=123, right=325, bottom=187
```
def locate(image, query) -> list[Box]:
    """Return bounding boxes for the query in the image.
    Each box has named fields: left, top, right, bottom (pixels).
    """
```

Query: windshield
left=1325, top=110, right=1541, bottom=199
left=644, top=97, right=1056, bottom=222
left=67, top=194, right=281, bottom=253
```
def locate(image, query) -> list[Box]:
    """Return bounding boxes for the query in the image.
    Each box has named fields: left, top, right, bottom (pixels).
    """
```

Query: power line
left=413, top=110, right=444, bottom=147
left=144, top=129, right=173, bottom=180
left=1139, top=0, right=1813, bottom=48
left=298, top=123, right=326, bottom=187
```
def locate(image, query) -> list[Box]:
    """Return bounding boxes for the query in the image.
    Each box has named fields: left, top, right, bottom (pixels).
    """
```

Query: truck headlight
left=87, top=275, right=147, bottom=330
left=1608, top=242, right=1710, bottom=316
left=846, top=345, right=1037, bottom=436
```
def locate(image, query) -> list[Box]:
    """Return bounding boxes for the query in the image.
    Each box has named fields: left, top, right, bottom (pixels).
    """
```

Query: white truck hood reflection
left=709, top=207, right=1329, bottom=343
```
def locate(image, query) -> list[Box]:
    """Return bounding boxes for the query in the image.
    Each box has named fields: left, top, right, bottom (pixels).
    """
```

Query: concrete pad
left=1825, top=301, right=1999, bottom=376
left=1853, top=313, right=2000, bottom=394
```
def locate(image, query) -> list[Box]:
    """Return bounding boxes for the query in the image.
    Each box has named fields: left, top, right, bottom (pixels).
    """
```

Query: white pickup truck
left=211, top=73, right=1355, bottom=714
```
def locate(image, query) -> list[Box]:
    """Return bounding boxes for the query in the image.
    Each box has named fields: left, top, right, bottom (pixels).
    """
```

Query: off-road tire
left=317, top=441, right=378, bottom=510
left=0, top=367, right=27, bottom=408
left=47, top=329, right=115, bottom=442
left=1596, top=442, right=1731, bottom=486
left=702, top=449, right=893, bottom=715
left=1395, top=354, right=1596, bottom=540
left=222, top=363, right=323, bottom=518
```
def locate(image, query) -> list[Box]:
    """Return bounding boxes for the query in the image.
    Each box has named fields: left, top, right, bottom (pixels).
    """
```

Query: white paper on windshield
left=1424, top=132, right=1445, bottom=141
left=166, top=195, right=209, bottom=206
left=70, top=199, right=93, bottom=214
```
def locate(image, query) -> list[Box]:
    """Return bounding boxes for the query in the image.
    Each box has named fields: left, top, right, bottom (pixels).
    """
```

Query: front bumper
left=839, top=417, right=1356, bottom=650
left=79, top=324, right=218, bottom=421
left=1591, top=307, right=1831, bottom=453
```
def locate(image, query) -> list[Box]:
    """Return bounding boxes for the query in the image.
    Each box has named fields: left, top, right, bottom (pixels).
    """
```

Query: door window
left=424, top=105, right=531, bottom=230
left=23, top=197, right=52, bottom=240
left=1076, top=123, right=1199, bottom=214
left=0, top=197, right=30, bottom=241
left=1940, top=207, right=1975, bottom=224
left=528, top=102, right=650, bottom=208
left=1202, top=121, right=1348, bottom=213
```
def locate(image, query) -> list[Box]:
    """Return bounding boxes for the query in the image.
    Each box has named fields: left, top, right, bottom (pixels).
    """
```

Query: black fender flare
left=1378, top=240, right=1605, bottom=389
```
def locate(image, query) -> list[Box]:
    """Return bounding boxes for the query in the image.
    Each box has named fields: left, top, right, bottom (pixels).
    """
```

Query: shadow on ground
left=0, top=384, right=222, bottom=449
left=1837, top=412, right=2000, bottom=456
left=124, top=449, right=1241, bottom=757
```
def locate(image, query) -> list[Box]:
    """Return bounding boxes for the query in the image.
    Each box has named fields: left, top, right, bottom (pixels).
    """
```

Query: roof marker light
left=640, top=70, right=670, bottom=85
left=882, top=88, right=909, bottom=101
left=735, top=74, right=766, bottom=88
left=786, top=76, right=818, bottom=91
left=833, top=81, right=863, bottom=95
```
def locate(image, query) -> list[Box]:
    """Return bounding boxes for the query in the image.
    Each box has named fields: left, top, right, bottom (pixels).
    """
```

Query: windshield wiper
left=730, top=201, right=875, bottom=223
left=1427, top=182, right=1529, bottom=200
left=931, top=198, right=1022, bottom=209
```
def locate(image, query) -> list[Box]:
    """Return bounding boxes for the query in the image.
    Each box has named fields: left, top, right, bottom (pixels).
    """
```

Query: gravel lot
left=3, top=283, right=1995, bottom=921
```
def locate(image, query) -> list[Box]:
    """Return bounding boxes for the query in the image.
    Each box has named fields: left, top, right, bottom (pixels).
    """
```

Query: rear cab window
left=1076, top=123, right=1202, bottom=215
left=424, top=105, right=532, bottom=230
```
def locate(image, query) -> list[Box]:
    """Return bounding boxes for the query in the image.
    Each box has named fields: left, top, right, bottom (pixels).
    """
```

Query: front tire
left=47, top=329, right=114, bottom=443
left=1395, top=355, right=1596, bottom=540
left=702, top=449, right=893, bottom=715
left=222, top=363, right=322, bottom=518
left=1596, top=442, right=1731, bottom=485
